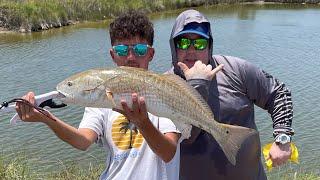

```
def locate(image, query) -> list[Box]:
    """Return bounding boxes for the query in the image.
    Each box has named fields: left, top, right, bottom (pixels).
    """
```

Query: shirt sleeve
left=238, top=57, right=294, bottom=137
left=187, top=79, right=210, bottom=101
left=158, top=116, right=191, bottom=141
left=158, top=116, right=179, bottom=134
left=79, top=107, right=106, bottom=143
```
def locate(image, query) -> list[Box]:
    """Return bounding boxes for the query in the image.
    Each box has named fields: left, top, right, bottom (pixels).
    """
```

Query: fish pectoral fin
left=106, top=90, right=117, bottom=107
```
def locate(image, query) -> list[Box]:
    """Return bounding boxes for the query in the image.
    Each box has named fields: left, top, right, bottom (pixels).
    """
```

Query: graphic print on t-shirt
left=112, top=114, right=144, bottom=150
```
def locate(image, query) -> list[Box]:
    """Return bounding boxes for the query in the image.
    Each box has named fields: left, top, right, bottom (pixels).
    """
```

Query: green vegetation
left=1, top=154, right=319, bottom=179
left=0, top=155, right=33, bottom=179
left=0, top=154, right=103, bottom=179
left=286, top=173, right=320, bottom=180
left=268, top=172, right=320, bottom=180
left=0, top=0, right=252, bottom=32
left=46, top=162, right=103, bottom=180
left=1, top=0, right=319, bottom=32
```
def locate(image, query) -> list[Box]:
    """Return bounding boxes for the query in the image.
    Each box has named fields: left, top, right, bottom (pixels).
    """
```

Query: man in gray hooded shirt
left=168, top=9, right=294, bottom=180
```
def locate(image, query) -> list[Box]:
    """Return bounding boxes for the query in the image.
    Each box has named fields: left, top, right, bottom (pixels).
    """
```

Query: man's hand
left=115, top=93, right=149, bottom=129
left=178, top=60, right=224, bottom=80
left=114, top=93, right=180, bottom=162
left=15, top=92, right=52, bottom=123
left=269, top=142, right=291, bottom=167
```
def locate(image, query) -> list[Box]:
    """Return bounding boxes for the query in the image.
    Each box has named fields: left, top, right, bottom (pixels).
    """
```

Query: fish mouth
left=56, top=91, right=67, bottom=99
left=55, top=90, right=69, bottom=102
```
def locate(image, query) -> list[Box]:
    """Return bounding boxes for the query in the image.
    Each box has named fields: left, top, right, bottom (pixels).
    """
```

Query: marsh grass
left=46, top=162, right=103, bottom=180
left=268, top=171, right=320, bottom=180
left=0, top=153, right=33, bottom=179
left=1, top=153, right=319, bottom=180
left=1, top=0, right=319, bottom=31
left=0, top=0, right=251, bottom=32
left=0, top=154, right=103, bottom=180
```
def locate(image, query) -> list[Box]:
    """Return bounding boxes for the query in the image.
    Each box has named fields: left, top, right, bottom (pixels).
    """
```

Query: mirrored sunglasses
left=113, top=44, right=150, bottom=57
left=176, top=38, right=208, bottom=50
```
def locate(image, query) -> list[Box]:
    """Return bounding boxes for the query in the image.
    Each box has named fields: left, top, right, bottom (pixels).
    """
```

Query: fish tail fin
left=214, top=123, right=258, bottom=165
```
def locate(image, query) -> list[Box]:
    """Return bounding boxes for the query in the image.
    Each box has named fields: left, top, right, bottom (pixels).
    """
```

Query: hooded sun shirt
left=169, top=9, right=294, bottom=180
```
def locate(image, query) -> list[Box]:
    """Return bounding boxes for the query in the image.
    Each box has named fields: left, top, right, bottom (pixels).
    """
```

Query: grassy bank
left=0, top=0, right=230, bottom=32
left=2, top=0, right=319, bottom=33
left=0, top=154, right=103, bottom=179
left=1, top=155, right=319, bottom=179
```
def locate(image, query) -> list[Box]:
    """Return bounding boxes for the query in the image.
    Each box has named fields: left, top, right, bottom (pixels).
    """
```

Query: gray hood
left=169, top=9, right=214, bottom=78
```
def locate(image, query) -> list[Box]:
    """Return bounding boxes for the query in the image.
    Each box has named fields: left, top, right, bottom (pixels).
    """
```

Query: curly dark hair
left=109, top=10, right=154, bottom=46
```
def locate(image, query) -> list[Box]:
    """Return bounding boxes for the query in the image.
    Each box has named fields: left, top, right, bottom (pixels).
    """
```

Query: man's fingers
left=270, top=155, right=285, bottom=167
left=195, top=60, right=203, bottom=66
left=20, top=101, right=26, bottom=120
left=25, top=92, right=37, bottom=118
left=204, top=64, right=213, bottom=72
left=177, top=62, right=189, bottom=73
left=121, top=99, right=130, bottom=116
left=199, top=64, right=206, bottom=71
left=15, top=103, right=22, bottom=119
left=28, top=92, right=35, bottom=105
left=209, top=64, right=224, bottom=78
left=25, top=94, right=33, bottom=117
left=112, top=108, right=125, bottom=115
left=269, top=154, right=277, bottom=167
left=131, top=93, right=139, bottom=112
left=139, top=97, right=147, bottom=115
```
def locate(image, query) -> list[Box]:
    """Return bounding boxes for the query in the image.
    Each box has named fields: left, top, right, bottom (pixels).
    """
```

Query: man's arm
left=42, top=116, right=97, bottom=150
left=16, top=92, right=97, bottom=151
left=118, top=93, right=180, bottom=163
left=136, top=119, right=180, bottom=163
left=177, top=61, right=224, bottom=144
left=183, top=78, right=210, bottom=144
left=239, top=58, right=294, bottom=166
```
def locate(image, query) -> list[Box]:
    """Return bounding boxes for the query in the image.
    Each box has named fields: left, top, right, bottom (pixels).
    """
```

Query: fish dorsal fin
left=117, top=66, right=150, bottom=77
left=161, top=74, right=214, bottom=118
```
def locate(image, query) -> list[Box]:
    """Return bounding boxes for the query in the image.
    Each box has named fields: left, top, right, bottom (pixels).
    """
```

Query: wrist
left=136, top=118, right=153, bottom=132
left=273, top=127, right=294, bottom=138
left=274, top=133, right=291, bottom=145
left=41, top=113, right=57, bottom=124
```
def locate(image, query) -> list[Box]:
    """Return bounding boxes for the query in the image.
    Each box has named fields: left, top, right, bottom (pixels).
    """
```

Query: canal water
left=0, top=3, right=319, bottom=177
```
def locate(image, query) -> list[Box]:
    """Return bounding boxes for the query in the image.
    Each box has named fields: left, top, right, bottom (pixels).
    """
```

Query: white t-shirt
left=79, top=107, right=187, bottom=180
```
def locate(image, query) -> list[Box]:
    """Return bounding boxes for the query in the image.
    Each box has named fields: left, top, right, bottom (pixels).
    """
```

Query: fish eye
left=67, top=81, right=73, bottom=86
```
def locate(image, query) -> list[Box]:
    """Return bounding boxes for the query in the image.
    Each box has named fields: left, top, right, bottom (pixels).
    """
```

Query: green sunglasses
left=113, top=44, right=150, bottom=57
left=176, top=38, right=208, bottom=50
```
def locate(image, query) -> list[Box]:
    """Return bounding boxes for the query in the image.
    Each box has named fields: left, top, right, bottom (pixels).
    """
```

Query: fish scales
left=56, top=66, right=258, bottom=165
left=104, top=68, right=217, bottom=131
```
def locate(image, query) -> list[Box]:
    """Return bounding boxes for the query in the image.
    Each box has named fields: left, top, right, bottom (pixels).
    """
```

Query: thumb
left=112, top=108, right=125, bottom=115
left=177, top=62, right=189, bottom=74
left=27, top=92, right=36, bottom=105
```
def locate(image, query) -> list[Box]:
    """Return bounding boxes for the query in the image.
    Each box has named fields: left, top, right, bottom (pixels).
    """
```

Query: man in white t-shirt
left=16, top=10, right=183, bottom=180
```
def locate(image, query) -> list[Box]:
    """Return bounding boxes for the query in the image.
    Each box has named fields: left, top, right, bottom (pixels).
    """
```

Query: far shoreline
left=0, top=27, right=10, bottom=33
left=0, top=1, right=319, bottom=34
